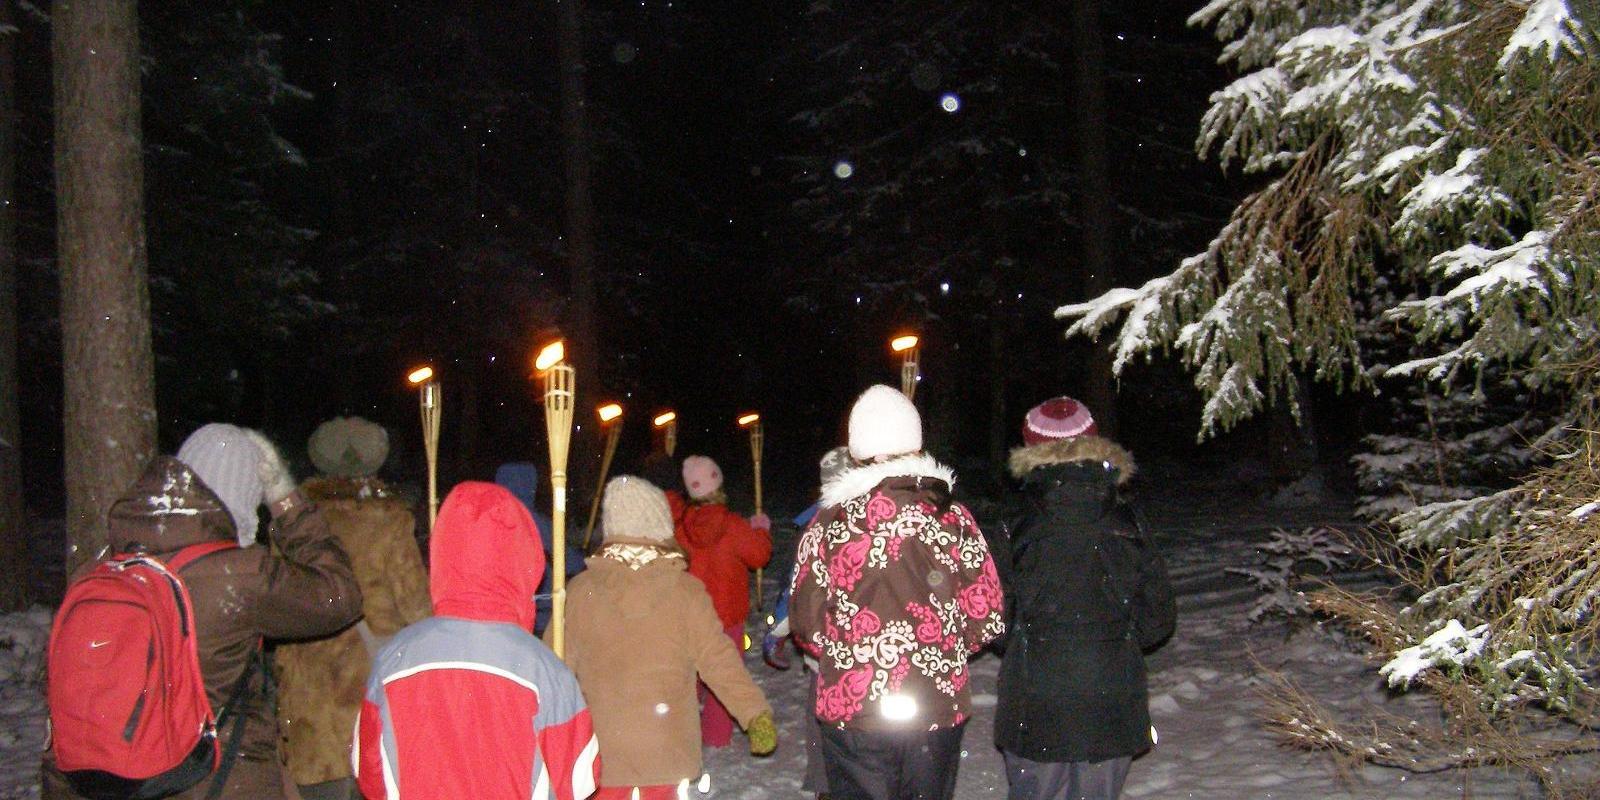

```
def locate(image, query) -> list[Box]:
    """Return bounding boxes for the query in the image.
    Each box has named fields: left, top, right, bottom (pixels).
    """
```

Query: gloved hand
left=749, top=512, right=771, bottom=531
left=746, top=711, right=777, bottom=756
left=243, top=429, right=297, bottom=506
left=762, top=633, right=792, bottom=670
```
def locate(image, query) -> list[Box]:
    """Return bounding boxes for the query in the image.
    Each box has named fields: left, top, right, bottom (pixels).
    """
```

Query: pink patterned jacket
left=790, top=453, right=1005, bottom=733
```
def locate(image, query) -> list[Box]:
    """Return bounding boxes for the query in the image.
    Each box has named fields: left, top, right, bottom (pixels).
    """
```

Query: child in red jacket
left=669, top=455, right=772, bottom=747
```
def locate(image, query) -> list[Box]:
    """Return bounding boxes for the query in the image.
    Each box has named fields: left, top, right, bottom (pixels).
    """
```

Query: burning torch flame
left=598, top=403, right=623, bottom=423
left=653, top=411, right=677, bottom=428
left=407, top=366, right=435, bottom=385
left=534, top=340, right=566, bottom=371
left=737, top=412, right=760, bottom=427
left=890, top=334, right=919, bottom=353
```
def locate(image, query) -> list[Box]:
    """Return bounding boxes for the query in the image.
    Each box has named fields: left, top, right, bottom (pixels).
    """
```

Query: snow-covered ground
left=0, top=465, right=1544, bottom=798
left=0, top=607, right=50, bottom=800
left=701, top=465, right=1540, bottom=799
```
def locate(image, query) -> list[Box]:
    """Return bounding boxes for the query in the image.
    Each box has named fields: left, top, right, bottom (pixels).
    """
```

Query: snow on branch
left=1498, top=0, right=1589, bottom=69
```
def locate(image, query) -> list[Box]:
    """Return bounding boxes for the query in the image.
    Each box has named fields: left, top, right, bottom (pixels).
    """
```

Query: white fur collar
left=819, top=452, right=956, bottom=507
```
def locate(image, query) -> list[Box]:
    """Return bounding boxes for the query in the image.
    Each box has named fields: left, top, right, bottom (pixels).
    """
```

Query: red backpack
left=47, top=541, right=252, bottom=800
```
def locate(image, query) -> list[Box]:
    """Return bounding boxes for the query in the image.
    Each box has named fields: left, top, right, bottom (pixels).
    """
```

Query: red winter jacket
left=668, top=492, right=771, bottom=628
left=355, top=482, right=599, bottom=800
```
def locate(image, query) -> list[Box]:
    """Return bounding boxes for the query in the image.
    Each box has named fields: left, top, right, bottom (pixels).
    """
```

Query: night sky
left=13, top=0, right=1329, bottom=512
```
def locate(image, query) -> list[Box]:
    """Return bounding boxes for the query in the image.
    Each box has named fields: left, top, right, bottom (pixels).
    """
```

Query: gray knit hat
left=819, top=446, right=851, bottom=484
left=307, top=416, right=389, bottom=477
left=176, top=423, right=263, bottom=543
left=600, top=475, right=675, bottom=544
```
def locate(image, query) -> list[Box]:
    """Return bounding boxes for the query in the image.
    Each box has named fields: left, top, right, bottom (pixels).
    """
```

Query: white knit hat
left=848, top=384, right=922, bottom=460
left=601, top=476, right=676, bottom=544
left=176, top=423, right=263, bottom=543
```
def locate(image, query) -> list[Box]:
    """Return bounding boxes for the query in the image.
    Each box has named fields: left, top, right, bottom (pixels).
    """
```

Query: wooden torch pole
left=583, top=405, right=623, bottom=550
left=409, top=366, right=441, bottom=532
left=540, top=344, right=575, bottom=658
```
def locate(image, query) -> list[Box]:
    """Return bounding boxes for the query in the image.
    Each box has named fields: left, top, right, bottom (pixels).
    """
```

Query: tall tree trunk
left=556, top=0, right=601, bottom=494
left=54, top=0, right=157, bottom=574
left=0, top=0, right=27, bottom=610
left=1070, top=0, right=1118, bottom=438
left=556, top=0, right=599, bottom=398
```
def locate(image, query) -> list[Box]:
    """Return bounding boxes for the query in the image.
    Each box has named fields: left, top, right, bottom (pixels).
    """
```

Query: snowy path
left=700, top=474, right=1538, bottom=799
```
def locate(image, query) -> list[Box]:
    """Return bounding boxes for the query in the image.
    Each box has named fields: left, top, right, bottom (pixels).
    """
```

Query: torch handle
left=583, top=425, right=622, bottom=550
left=551, top=478, right=567, bottom=659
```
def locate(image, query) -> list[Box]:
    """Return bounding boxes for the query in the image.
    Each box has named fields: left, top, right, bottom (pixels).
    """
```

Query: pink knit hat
left=681, top=455, right=724, bottom=500
left=1022, top=397, right=1098, bottom=445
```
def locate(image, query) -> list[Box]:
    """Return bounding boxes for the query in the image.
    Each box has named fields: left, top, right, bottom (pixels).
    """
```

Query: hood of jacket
left=429, top=481, right=545, bottom=630
left=675, top=500, right=737, bottom=549
left=1009, top=435, right=1136, bottom=518
left=494, top=462, right=541, bottom=512
left=818, top=451, right=956, bottom=508
left=107, top=456, right=237, bottom=555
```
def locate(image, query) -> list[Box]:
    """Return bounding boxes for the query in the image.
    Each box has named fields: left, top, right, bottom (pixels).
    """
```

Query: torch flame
left=407, top=366, right=435, bottom=385
left=890, top=334, right=920, bottom=353
left=737, top=412, right=760, bottom=427
left=534, top=340, right=566, bottom=371
left=653, top=411, right=677, bottom=428
left=598, top=403, right=623, bottom=423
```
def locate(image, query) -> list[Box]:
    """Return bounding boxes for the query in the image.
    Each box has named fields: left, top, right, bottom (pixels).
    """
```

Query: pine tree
left=1057, top=0, right=1600, bottom=782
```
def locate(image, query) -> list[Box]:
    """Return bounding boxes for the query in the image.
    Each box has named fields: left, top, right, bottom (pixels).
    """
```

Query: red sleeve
left=355, top=699, right=387, bottom=800
left=537, top=708, right=600, bottom=800
left=724, top=507, right=772, bottom=570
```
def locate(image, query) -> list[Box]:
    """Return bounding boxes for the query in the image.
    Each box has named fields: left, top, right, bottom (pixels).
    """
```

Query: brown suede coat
left=273, top=477, right=431, bottom=786
left=553, top=540, right=771, bottom=788
left=66, top=456, right=365, bottom=800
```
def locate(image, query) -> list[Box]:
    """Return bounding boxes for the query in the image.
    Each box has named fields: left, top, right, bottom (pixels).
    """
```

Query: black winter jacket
left=993, top=436, right=1176, bottom=763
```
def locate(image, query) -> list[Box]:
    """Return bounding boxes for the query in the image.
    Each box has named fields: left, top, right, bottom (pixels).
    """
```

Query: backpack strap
left=165, top=540, right=239, bottom=573
left=205, top=641, right=265, bottom=800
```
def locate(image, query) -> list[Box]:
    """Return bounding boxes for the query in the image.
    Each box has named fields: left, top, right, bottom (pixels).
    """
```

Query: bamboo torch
left=536, top=340, right=575, bottom=657
left=408, top=366, right=441, bottom=532
left=653, top=410, right=678, bottom=458
left=891, top=334, right=920, bottom=401
left=738, top=412, right=764, bottom=611
left=583, top=403, right=624, bottom=550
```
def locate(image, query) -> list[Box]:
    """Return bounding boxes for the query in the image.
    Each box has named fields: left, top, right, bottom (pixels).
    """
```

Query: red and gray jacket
left=790, top=453, right=1005, bottom=733
left=355, top=482, right=599, bottom=800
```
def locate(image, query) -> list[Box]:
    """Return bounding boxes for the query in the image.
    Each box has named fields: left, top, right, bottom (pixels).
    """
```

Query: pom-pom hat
left=1022, top=396, right=1098, bottom=445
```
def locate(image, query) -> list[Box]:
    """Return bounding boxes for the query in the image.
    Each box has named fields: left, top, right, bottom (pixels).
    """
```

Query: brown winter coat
left=553, top=539, right=771, bottom=788
left=274, top=477, right=431, bottom=786
left=66, top=456, right=364, bottom=799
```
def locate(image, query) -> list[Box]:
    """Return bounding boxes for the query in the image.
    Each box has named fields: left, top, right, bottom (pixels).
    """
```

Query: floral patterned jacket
left=790, top=453, right=1005, bottom=733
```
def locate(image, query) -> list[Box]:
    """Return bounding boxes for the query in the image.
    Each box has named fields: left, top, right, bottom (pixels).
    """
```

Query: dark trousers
left=818, top=722, right=966, bottom=800
left=1002, top=752, right=1131, bottom=800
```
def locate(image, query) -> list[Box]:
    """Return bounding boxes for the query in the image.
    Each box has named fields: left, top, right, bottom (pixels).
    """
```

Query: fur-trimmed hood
left=819, top=451, right=956, bottom=507
left=1008, top=435, right=1136, bottom=484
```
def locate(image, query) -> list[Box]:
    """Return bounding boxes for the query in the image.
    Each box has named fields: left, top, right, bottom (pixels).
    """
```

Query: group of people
left=43, top=383, right=1174, bottom=800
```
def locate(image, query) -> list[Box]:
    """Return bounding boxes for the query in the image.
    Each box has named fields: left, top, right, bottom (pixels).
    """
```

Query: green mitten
left=747, top=711, right=777, bottom=756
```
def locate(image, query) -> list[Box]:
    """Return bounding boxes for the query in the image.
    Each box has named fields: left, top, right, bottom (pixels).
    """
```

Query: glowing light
left=833, top=161, right=854, bottom=179
left=939, top=282, right=950, bottom=295
left=534, top=340, right=565, bottom=371
left=654, top=702, right=670, bottom=715
left=406, top=366, right=435, bottom=385
left=765, top=614, right=775, bottom=626
left=653, top=411, right=677, bottom=428
left=698, top=774, right=711, bottom=793
left=742, top=633, right=752, bottom=650
left=738, top=412, right=761, bottom=427
left=598, top=403, right=623, bottom=423
left=939, top=93, right=960, bottom=113
left=880, top=694, right=918, bottom=721
left=890, top=334, right=920, bottom=353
